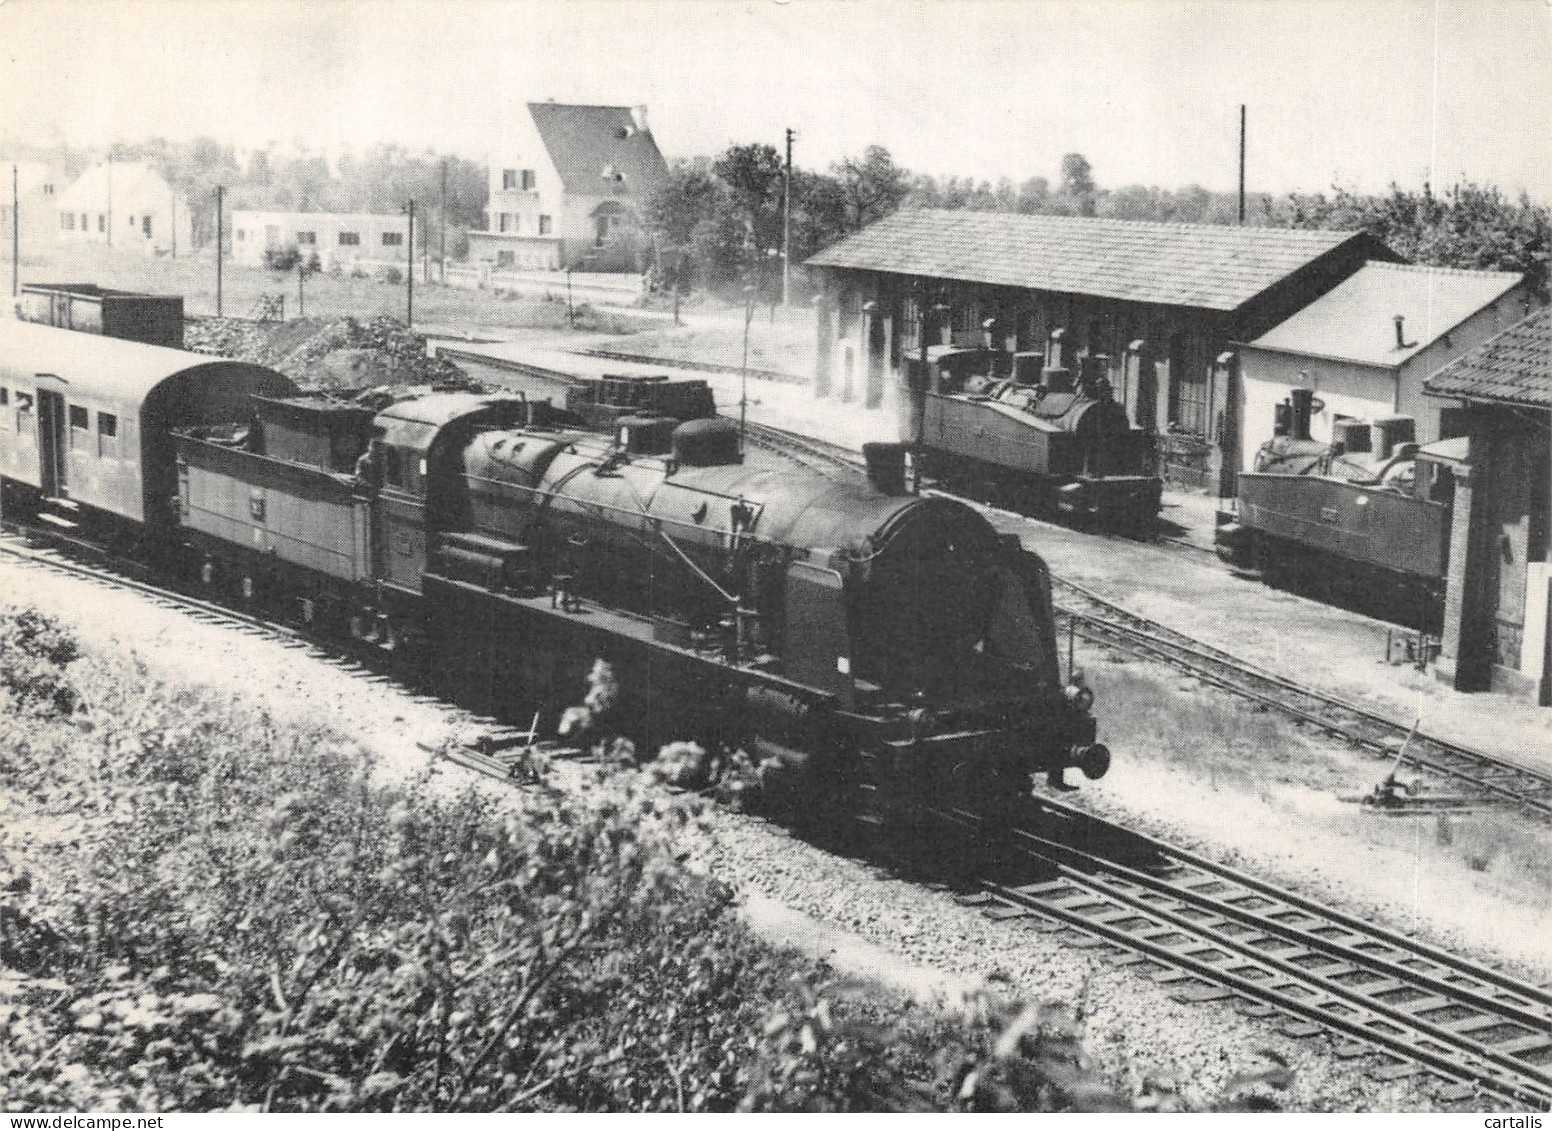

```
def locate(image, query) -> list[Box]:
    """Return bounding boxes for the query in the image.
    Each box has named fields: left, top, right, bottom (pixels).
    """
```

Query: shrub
left=264, top=245, right=303, bottom=273
left=0, top=624, right=1158, bottom=1113
left=377, top=266, right=403, bottom=285
left=0, top=607, right=81, bottom=716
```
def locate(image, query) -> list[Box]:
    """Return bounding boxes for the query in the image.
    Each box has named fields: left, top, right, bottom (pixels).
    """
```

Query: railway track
left=723, top=424, right=1552, bottom=818
left=0, top=523, right=532, bottom=759
left=7, top=515, right=1548, bottom=1106
left=740, top=421, right=867, bottom=482
left=1051, top=576, right=1552, bottom=818
left=935, top=796, right=1552, bottom=1107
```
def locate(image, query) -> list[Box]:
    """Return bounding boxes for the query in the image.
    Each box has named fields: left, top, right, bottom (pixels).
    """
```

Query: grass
left=12, top=243, right=655, bottom=336
left=1082, top=651, right=1552, bottom=914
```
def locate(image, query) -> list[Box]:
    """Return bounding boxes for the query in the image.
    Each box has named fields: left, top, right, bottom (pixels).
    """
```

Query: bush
left=264, top=245, right=303, bottom=273
left=0, top=607, right=81, bottom=716
left=377, top=266, right=403, bottom=285
left=0, top=618, right=1160, bottom=1113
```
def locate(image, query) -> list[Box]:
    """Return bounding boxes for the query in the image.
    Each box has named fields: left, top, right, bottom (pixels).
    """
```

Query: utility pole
left=107, top=156, right=113, bottom=247
left=439, top=158, right=448, bottom=285
left=215, top=185, right=224, bottom=317
left=297, top=262, right=305, bottom=319
left=782, top=127, right=795, bottom=306
left=405, top=199, right=415, bottom=328
left=1238, top=104, right=1247, bottom=225
left=11, top=165, right=18, bottom=299
left=170, top=189, right=177, bottom=259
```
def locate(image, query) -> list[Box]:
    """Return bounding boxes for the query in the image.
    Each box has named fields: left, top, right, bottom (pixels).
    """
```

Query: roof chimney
left=1393, top=314, right=1415, bottom=349
left=630, top=105, right=649, bottom=133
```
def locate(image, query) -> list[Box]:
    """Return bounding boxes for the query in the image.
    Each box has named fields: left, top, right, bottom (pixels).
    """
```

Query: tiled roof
left=1244, top=261, right=1524, bottom=369
left=528, top=102, right=669, bottom=198
left=1424, top=307, right=1552, bottom=407
left=805, top=209, right=1377, bottom=312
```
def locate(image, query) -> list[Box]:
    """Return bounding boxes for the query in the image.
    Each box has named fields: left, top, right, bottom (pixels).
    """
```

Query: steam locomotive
left=908, top=347, right=1163, bottom=531
left=0, top=319, right=1111, bottom=812
left=1215, top=388, right=1464, bottom=627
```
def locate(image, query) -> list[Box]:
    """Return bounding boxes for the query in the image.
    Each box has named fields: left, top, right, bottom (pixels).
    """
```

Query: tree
left=713, top=143, right=785, bottom=252
left=833, top=145, right=911, bottom=232
left=1058, top=152, right=1097, bottom=216
left=1278, top=180, right=1552, bottom=298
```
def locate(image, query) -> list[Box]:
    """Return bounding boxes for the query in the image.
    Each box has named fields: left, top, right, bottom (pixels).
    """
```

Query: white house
left=1237, top=261, right=1535, bottom=469
left=56, top=162, right=192, bottom=257
left=231, top=211, right=410, bottom=272
left=467, top=102, right=669, bottom=272
left=0, top=162, right=64, bottom=256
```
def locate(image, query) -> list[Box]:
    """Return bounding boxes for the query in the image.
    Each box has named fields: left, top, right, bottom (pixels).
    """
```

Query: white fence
left=442, top=264, right=646, bottom=307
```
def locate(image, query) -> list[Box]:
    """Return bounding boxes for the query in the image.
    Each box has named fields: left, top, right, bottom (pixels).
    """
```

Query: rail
left=936, top=797, right=1552, bottom=1106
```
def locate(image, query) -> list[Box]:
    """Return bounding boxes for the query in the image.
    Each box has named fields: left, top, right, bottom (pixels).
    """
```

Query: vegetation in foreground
left=0, top=607, right=1179, bottom=1113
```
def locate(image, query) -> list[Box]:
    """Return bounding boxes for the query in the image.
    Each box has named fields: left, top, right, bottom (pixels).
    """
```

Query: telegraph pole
left=215, top=185, right=224, bottom=316
left=405, top=199, right=415, bottom=328
left=11, top=165, right=18, bottom=299
left=782, top=127, right=795, bottom=306
left=439, top=158, right=448, bottom=285
left=1238, top=104, right=1247, bottom=225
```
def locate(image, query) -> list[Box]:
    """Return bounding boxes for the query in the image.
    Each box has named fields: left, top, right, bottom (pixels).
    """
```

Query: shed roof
left=805, top=209, right=1380, bottom=312
left=0, top=318, right=291, bottom=408
left=1424, top=307, right=1552, bottom=408
left=527, top=102, right=668, bottom=198
left=1242, top=261, right=1523, bottom=368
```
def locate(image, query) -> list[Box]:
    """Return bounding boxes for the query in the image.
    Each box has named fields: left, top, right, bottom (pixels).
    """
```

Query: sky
left=2, top=0, right=1549, bottom=199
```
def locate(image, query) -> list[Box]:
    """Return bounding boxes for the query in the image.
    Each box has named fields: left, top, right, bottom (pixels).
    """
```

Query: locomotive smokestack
left=1289, top=387, right=1315, bottom=441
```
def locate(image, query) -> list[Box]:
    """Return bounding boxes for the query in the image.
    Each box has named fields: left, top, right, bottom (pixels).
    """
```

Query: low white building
left=1237, top=261, right=1534, bottom=470
left=56, top=162, right=192, bottom=257
left=231, top=211, right=411, bottom=272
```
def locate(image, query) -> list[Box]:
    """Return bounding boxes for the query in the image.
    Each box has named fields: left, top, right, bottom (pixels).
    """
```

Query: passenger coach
left=0, top=319, right=296, bottom=536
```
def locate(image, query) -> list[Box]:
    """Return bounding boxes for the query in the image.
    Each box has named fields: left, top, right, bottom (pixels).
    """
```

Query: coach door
left=35, top=387, right=67, bottom=498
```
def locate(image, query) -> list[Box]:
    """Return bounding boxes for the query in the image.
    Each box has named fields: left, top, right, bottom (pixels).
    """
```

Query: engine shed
left=1425, top=307, right=1552, bottom=706
left=806, top=210, right=1393, bottom=493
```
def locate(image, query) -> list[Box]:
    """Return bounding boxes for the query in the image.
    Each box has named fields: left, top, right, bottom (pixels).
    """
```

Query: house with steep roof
left=466, top=102, right=669, bottom=273
left=1237, top=261, right=1532, bottom=470
left=1423, top=307, right=1552, bottom=703
left=806, top=208, right=1396, bottom=489
left=56, top=162, right=192, bottom=257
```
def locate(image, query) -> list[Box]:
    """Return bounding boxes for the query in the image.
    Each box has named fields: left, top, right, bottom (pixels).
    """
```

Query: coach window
left=97, top=411, right=118, bottom=459
left=339, top=231, right=360, bottom=247
left=297, top=231, right=316, bottom=245
left=382, top=231, right=403, bottom=247
left=68, top=405, right=90, bottom=453
left=383, top=446, right=404, bottom=489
